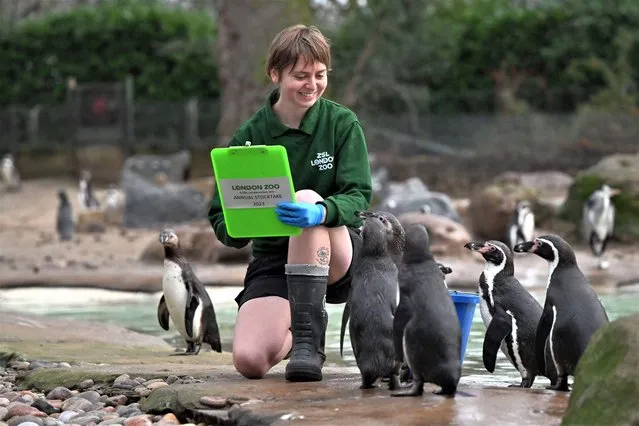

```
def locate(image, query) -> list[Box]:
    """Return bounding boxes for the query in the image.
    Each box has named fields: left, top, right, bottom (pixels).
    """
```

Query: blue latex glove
left=275, top=202, right=325, bottom=228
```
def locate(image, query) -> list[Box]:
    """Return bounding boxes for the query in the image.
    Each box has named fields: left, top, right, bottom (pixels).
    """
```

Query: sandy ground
left=1, top=178, right=638, bottom=293
left=0, top=178, right=247, bottom=291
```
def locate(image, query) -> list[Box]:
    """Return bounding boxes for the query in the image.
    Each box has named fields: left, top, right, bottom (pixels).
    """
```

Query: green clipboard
left=210, top=143, right=301, bottom=238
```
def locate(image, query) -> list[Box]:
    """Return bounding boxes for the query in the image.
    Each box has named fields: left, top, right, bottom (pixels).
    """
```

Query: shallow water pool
left=1, top=286, right=638, bottom=388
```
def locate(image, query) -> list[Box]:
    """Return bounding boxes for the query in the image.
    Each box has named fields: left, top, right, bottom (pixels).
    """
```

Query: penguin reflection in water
left=392, top=223, right=461, bottom=397
left=340, top=210, right=405, bottom=390
left=464, top=240, right=557, bottom=388
left=582, top=184, right=621, bottom=270
left=514, top=235, right=609, bottom=391
left=158, top=229, right=222, bottom=355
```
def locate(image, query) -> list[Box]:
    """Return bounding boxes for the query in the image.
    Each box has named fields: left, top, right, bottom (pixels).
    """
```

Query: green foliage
left=567, top=29, right=638, bottom=111
left=0, top=0, right=218, bottom=106
left=324, top=0, right=639, bottom=114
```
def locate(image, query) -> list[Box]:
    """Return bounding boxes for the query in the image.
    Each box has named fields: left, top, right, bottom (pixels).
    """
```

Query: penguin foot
left=545, top=374, right=569, bottom=392
left=510, top=377, right=534, bottom=388
left=169, top=351, right=197, bottom=356
left=545, top=383, right=570, bottom=392
left=388, top=374, right=400, bottom=391
left=433, top=388, right=456, bottom=398
left=359, top=382, right=377, bottom=389
left=391, top=381, right=424, bottom=397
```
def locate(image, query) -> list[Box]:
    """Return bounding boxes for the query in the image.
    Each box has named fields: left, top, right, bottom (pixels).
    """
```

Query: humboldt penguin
left=582, top=184, right=620, bottom=270
left=392, top=223, right=461, bottom=398
left=158, top=228, right=222, bottom=355
left=506, top=200, right=535, bottom=251
left=56, top=190, right=74, bottom=241
left=464, top=240, right=557, bottom=387
left=78, top=170, right=100, bottom=210
left=340, top=210, right=405, bottom=389
left=514, top=234, right=609, bottom=391
left=1, top=153, right=20, bottom=191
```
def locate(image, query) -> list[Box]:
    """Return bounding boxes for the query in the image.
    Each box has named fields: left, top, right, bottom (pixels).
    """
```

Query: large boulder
left=467, top=182, right=538, bottom=241
left=562, top=313, right=639, bottom=426
left=398, top=212, right=473, bottom=257
left=560, top=152, right=639, bottom=242
left=139, top=222, right=251, bottom=264
left=119, top=151, right=209, bottom=229
left=376, top=177, right=461, bottom=222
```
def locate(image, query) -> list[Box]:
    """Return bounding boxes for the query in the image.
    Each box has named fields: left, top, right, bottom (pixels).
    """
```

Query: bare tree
left=213, top=0, right=312, bottom=146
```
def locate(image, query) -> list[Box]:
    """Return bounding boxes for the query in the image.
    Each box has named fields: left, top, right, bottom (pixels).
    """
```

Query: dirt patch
left=1, top=179, right=638, bottom=293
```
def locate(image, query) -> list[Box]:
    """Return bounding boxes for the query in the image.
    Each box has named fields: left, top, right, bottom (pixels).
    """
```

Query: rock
left=120, top=169, right=208, bottom=229
left=187, top=177, right=216, bottom=200
left=121, top=151, right=191, bottom=184
left=45, top=388, right=73, bottom=401
left=122, top=414, right=152, bottom=426
left=493, top=170, right=574, bottom=198
left=138, top=223, right=251, bottom=265
left=562, top=313, right=639, bottom=425
left=376, top=177, right=461, bottom=222
left=468, top=182, right=538, bottom=241
left=76, top=211, right=107, bottom=234
left=560, top=152, right=639, bottom=242
left=397, top=212, right=473, bottom=257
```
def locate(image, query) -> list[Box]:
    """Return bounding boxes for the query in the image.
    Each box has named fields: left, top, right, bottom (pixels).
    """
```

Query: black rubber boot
left=284, top=310, right=327, bottom=362
left=284, top=264, right=329, bottom=382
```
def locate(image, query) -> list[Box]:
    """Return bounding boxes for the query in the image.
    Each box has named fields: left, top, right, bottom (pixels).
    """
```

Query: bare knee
left=233, top=347, right=271, bottom=379
left=295, top=189, right=323, bottom=204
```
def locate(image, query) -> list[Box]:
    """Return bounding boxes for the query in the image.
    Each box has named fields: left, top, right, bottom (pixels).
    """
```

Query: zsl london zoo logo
left=311, top=151, right=334, bottom=171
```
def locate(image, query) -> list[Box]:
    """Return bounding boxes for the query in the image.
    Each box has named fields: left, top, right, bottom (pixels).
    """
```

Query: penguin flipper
left=184, top=293, right=199, bottom=340
left=202, top=303, right=222, bottom=353
left=393, top=298, right=411, bottom=363
left=339, top=301, right=350, bottom=358
left=482, top=307, right=512, bottom=373
left=157, top=295, right=170, bottom=331
left=535, top=301, right=554, bottom=374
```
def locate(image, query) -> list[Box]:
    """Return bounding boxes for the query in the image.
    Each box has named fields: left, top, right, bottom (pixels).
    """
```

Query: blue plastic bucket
left=449, top=290, right=480, bottom=363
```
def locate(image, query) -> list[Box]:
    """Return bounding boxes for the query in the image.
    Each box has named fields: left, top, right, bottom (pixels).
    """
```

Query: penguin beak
left=356, top=210, right=376, bottom=220
left=610, top=188, right=621, bottom=196
left=464, top=241, right=489, bottom=253
left=513, top=240, right=535, bottom=253
left=159, top=233, right=167, bottom=244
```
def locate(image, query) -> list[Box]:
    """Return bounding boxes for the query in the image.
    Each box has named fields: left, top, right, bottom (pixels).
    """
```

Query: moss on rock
left=562, top=314, right=639, bottom=425
left=19, top=369, right=121, bottom=393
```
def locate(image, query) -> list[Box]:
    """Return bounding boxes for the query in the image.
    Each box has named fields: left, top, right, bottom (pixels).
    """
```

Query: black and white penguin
left=437, top=262, right=453, bottom=288
left=56, top=190, right=74, bottom=241
left=513, top=234, right=609, bottom=392
left=340, top=210, right=405, bottom=390
left=158, top=228, right=222, bottom=355
left=78, top=170, right=100, bottom=210
left=392, top=223, right=461, bottom=398
left=464, top=240, right=557, bottom=388
left=506, top=200, right=535, bottom=250
left=582, top=184, right=620, bottom=270
left=1, top=153, right=21, bottom=191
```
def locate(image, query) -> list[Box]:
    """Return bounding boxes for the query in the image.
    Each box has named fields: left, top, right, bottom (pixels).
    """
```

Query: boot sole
left=285, top=365, right=322, bottom=382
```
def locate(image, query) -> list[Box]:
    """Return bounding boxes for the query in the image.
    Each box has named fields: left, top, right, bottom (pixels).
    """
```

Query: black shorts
left=235, top=227, right=363, bottom=308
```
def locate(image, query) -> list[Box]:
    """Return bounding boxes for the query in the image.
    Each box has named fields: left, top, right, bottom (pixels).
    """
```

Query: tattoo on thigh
left=316, top=246, right=330, bottom=265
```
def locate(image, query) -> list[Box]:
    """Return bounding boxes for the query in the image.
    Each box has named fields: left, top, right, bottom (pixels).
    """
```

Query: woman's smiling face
left=270, top=57, right=327, bottom=112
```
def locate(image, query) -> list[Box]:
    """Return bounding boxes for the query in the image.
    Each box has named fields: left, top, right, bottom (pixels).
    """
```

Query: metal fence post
left=123, top=75, right=135, bottom=156
left=184, top=97, right=198, bottom=150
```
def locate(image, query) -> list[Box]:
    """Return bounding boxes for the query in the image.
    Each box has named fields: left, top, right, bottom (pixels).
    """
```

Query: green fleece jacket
left=208, top=89, right=372, bottom=257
